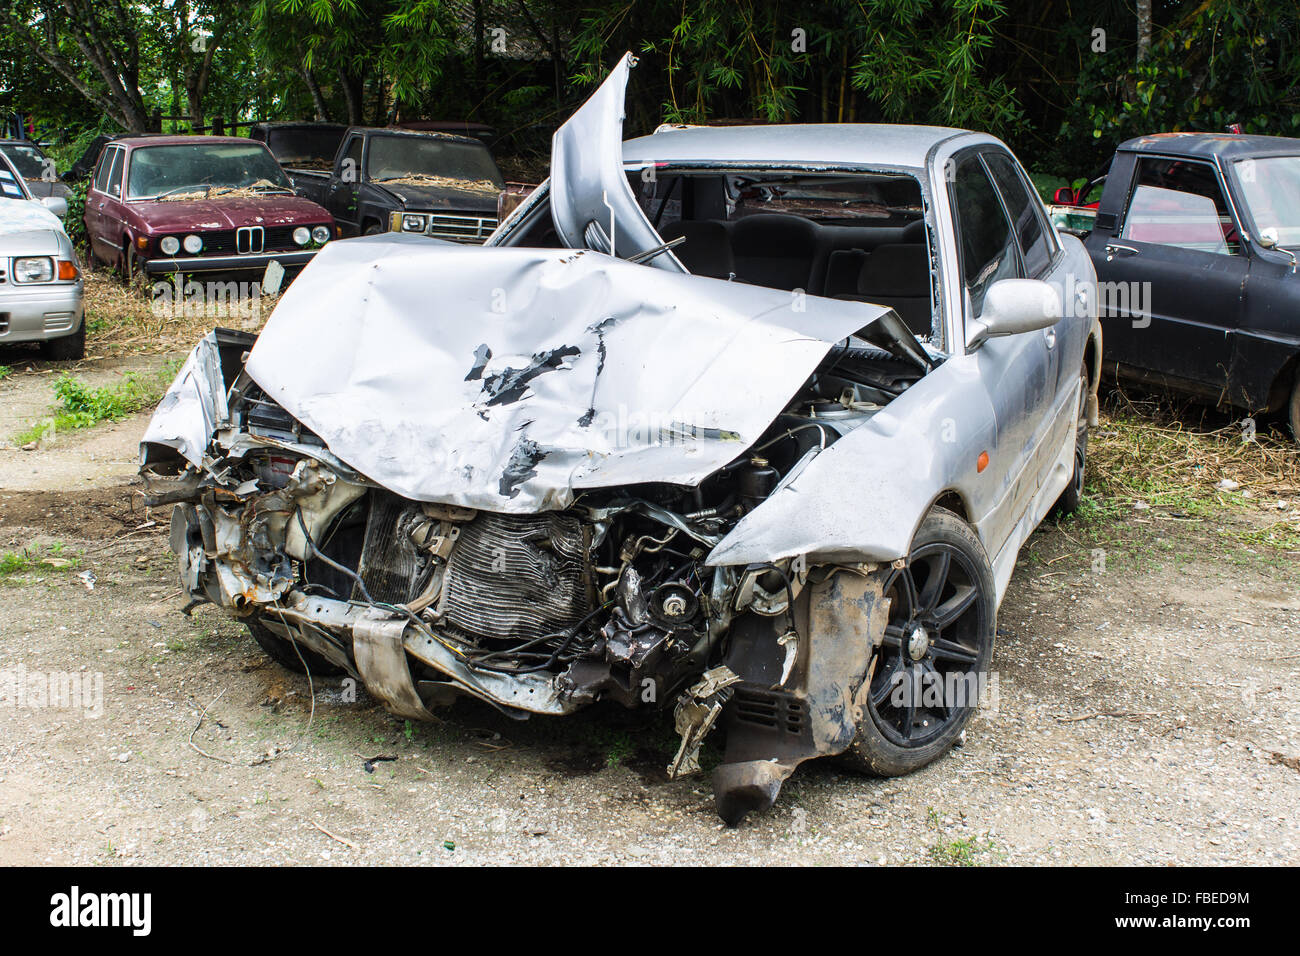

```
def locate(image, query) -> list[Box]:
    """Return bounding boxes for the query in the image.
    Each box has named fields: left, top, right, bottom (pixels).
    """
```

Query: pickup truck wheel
left=1052, top=362, right=1090, bottom=516
left=247, top=617, right=345, bottom=677
left=841, top=506, right=995, bottom=777
left=1288, top=373, right=1300, bottom=443
left=362, top=221, right=382, bottom=236
left=40, top=322, right=86, bottom=361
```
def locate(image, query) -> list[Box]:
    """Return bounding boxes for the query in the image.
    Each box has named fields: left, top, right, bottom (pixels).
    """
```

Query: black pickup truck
left=1053, top=133, right=1300, bottom=439
left=278, top=126, right=504, bottom=241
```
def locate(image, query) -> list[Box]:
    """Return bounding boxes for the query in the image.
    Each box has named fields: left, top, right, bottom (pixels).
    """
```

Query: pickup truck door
left=1087, top=154, right=1248, bottom=392
left=949, top=149, right=1057, bottom=555
left=328, top=135, right=363, bottom=234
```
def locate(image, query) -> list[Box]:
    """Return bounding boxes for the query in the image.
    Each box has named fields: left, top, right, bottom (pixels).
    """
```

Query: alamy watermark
left=0, top=665, right=103, bottom=719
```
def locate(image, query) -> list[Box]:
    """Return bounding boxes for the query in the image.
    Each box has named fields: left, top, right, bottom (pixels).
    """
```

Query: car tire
left=1052, top=362, right=1090, bottom=516
left=40, top=322, right=86, bottom=361
left=1288, top=372, right=1300, bottom=444
left=362, top=221, right=382, bottom=236
left=247, top=617, right=345, bottom=677
left=840, top=506, right=996, bottom=777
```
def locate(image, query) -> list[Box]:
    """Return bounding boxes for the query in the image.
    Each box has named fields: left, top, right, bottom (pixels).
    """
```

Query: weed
left=13, top=361, right=180, bottom=446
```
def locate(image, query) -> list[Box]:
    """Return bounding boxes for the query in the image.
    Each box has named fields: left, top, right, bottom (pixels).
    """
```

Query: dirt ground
left=0, top=348, right=1297, bottom=866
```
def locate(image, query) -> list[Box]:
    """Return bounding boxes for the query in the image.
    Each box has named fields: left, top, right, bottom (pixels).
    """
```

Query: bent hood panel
left=550, top=52, right=684, bottom=271
left=242, top=233, right=888, bottom=511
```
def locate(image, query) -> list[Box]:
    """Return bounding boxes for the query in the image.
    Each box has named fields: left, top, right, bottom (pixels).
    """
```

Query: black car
left=283, top=126, right=504, bottom=242
left=1082, top=133, right=1300, bottom=438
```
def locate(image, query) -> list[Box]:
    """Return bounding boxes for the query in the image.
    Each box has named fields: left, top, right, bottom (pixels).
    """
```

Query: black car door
left=1096, top=155, right=1249, bottom=394
left=328, top=135, right=363, bottom=234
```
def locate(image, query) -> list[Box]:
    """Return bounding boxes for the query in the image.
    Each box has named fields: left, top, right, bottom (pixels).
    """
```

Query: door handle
left=1105, top=242, right=1139, bottom=261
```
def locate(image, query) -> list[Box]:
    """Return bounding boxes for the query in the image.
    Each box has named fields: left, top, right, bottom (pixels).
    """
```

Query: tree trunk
left=300, top=63, right=329, bottom=121
left=1137, top=0, right=1153, bottom=63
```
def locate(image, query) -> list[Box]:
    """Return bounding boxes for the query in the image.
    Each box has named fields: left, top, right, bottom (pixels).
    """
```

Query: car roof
left=0, top=139, right=46, bottom=149
left=112, top=135, right=264, bottom=148
left=344, top=126, right=484, bottom=147
left=621, top=123, right=984, bottom=171
left=1117, top=132, right=1300, bottom=160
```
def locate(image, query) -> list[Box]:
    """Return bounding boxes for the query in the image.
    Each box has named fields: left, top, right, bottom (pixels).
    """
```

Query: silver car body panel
left=0, top=192, right=85, bottom=345
left=147, top=232, right=891, bottom=511
left=549, top=52, right=686, bottom=272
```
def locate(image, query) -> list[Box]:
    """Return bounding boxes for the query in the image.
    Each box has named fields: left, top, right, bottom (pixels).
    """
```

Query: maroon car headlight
left=311, top=225, right=331, bottom=244
left=293, top=226, right=311, bottom=246
left=183, top=234, right=203, bottom=254
left=160, top=236, right=180, bottom=255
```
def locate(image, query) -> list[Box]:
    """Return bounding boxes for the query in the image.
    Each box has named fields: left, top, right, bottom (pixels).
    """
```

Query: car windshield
left=126, top=143, right=292, bottom=200
left=265, top=127, right=345, bottom=168
left=0, top=143, right=49, bottom=180
left=366, top=135, right=503, bottom=188
left=1234, top=156, right=1300, bottom=248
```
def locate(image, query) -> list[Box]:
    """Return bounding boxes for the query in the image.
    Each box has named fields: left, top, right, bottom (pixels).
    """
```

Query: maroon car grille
left=182, top=226, right=308, bottom=256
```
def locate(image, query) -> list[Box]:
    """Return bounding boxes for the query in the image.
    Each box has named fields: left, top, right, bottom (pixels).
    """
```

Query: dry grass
left=83, top=272, right=269, bottom=357
left=1082, top=394, right=1300, bottom=555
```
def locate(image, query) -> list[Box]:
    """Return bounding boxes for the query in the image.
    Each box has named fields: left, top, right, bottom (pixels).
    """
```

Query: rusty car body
left=140, top=55, right=1101, bottom=823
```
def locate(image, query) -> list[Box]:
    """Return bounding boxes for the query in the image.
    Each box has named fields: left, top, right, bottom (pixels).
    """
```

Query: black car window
left=341, top=137, right=362, bottom=182
left=984, top=151, right=1052, bottom=277
left=106, top=148, right=125, bottom=197
left=92, top=148, right=114, bottom=193
left=1120, top=157, right=1241, bottom=256
left=952, top=152, right=1021, bottom=317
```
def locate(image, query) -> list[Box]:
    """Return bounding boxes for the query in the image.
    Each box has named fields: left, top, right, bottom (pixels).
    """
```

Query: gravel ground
left=0, top=357, right=1297, bottom=866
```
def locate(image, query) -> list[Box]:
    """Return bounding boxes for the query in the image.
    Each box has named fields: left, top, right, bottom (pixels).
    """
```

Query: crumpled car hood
left=149, top=232, right=889, bottom=512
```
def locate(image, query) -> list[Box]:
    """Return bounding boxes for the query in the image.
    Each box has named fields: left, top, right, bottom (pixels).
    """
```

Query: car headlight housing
left=402, top=214, right=427, bottom=232
left=183, top=234, right=203, bottom=254
left=293, top=226, right=311, bottom=246
left=311, top=225, right=331, bottom=244
left=13, top=256, right=54, bottom=283
left=159, top=235, right=180, bottom=255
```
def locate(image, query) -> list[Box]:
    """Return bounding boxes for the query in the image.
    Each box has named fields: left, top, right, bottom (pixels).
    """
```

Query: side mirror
left=1053, top=186, right=1076, bottom=205
left=967, top=279, right=1062, bottom=349
left=40, top=196, right=68, bottom=218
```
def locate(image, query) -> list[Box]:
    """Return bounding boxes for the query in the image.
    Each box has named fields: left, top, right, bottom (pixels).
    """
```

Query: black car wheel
left=247, top=617, right=345, bottom=677
left=842, top=507, right=996, bottom=777
left=40, top=322, right=86, bottom=361
left=1053, top=362, right=1090, bottom=515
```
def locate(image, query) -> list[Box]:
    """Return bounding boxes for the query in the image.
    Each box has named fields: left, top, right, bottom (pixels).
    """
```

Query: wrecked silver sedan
left=140, top=55, right=1101, bottom=823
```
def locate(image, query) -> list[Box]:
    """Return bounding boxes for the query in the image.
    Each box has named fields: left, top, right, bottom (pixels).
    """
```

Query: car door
left=85, top=145, right=122, bottom=264
left=549, top=52, right=685, bottom=272
left=1097, top=154, right=1248, bottom=393
left=328, top=134, right=363, bottom=234
left=949, top=149, right=1055, bottom=554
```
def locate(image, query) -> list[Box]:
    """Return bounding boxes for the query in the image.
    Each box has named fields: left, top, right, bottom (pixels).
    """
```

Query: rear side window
left=984, top=152, right=1052, bottom=277
left=1120, top=157, right=1241, bottom=255
left=105, top=148, right=125, bottom=197
left=951, top=153, right=1021, bottom=316
left=92, top=147, right=115, bottom=193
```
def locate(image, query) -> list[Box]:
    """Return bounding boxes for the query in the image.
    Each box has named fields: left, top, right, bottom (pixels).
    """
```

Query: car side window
left=92, top=148, right=114, bottom=193
left=105, top=148, right=125, bottom=197
left=1120, top=157, right=1240, bottom=255
left=341, top=137, right=362, bottom=182
left=952, top=153, right=1021, bottom=317
left=984, top=152, right=1053, bottom=277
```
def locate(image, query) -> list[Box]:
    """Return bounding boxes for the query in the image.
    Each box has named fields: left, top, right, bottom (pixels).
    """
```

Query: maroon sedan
left=83, top=136, right=336, bottom=278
